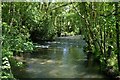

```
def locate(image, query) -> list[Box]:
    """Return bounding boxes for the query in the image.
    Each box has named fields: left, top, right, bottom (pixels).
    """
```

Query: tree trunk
left=115, top=2, right=120, bottom=72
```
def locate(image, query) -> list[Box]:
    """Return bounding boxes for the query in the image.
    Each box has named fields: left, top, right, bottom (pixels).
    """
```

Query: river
left=13, top=35, right=107, bottom=79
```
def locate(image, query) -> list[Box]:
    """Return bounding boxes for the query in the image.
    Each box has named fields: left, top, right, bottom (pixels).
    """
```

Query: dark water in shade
left=13, top=36, right=107, bottom=79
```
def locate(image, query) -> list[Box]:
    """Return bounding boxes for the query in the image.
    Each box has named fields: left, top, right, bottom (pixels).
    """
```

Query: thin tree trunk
left=9, top=2, right=14, bottom=26
left=115, top=2, right=120, bottom=72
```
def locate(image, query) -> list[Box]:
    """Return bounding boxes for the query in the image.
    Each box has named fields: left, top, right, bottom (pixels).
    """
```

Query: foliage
left=2, top=3, right=34, bottom=79
left=75, top=2, right=120, bottom=75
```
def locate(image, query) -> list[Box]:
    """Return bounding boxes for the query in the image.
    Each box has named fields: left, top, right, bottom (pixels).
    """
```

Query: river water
left=14, top=35, right=107, bottom=79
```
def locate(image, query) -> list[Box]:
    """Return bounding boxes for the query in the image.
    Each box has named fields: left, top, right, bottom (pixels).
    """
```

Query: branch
left=72, top=3, right=85, bottom=20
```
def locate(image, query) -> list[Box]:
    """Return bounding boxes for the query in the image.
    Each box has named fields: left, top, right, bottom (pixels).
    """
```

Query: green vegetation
left=1, top=2, right=120, bottom=79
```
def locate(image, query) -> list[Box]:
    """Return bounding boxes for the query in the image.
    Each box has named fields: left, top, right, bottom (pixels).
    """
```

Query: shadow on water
left=13, top=35, right=108, bottom=79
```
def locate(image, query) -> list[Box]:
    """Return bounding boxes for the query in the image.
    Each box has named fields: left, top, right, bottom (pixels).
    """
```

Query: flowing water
left=13, top=35, right=107, bottom=79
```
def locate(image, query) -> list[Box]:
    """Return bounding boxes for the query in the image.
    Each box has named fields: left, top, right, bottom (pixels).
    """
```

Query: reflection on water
left=14, top=36, right=106, bottom=79
left=62, top=47, right=69, bottom=64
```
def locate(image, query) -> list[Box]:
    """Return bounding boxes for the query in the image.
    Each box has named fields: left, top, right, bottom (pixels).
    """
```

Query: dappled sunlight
left=46, top=60, right=55, bottom=63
